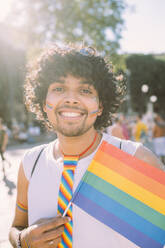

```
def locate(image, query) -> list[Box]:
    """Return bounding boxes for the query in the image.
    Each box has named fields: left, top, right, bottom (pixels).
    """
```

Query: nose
left=63, top=91, right=79, bottom=105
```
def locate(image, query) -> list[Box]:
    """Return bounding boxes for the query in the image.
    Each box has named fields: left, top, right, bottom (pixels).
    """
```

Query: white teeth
left=61, top=112, right=81, bottom=117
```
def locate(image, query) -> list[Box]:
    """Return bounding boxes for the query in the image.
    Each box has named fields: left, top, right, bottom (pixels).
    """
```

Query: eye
left=52, top=87, right=64, bottom=92
left=80, top=88, right=92, bottom=95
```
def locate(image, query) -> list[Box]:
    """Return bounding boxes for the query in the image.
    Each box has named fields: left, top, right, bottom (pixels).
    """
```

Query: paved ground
left=0, top=146, right=28, bottom=248
left=0, top=131, right=56, bottom=248
left=0, top=134, right=55, bottom=248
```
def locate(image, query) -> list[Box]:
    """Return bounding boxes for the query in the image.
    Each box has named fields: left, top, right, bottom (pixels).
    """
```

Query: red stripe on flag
left=94, top=149, right=165, bottom=199
left=99, top=141, right=165, bottom=186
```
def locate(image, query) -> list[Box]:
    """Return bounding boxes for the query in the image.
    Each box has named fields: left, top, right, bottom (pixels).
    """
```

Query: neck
left=56, top=128, right=101, bottom=158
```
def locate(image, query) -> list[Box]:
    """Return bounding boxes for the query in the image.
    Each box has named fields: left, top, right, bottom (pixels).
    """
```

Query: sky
left=1, top=0, right=165, bottom=54
left=120, top=0, right=165, bottom=54
left=0, top=0, right=13, bottom=22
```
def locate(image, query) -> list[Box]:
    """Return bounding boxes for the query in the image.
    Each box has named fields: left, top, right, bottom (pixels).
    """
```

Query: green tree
left=126, top=54, right=165, bottom=115
left=7, top=0, right=127, bottom=59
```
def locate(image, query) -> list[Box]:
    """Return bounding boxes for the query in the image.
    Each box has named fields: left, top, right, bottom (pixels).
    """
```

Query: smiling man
left=44, top=75, right=102, bottom=137
left=9, top=45, right=163, bottom=248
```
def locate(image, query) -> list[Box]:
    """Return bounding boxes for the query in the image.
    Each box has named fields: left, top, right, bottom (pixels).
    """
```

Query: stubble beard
left=53, top=113, right=95, bottom=137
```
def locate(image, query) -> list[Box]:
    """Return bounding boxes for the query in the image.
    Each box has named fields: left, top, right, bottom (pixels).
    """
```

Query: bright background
left=1, top=0, right=165, bottom=54
left=0, top=0, right=14, bottom=22
left=120, top=0, right=165, bottom=54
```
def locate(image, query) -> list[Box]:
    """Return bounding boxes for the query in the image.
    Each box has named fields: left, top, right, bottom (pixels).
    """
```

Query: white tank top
left=22, top=133, right=141, bottom=248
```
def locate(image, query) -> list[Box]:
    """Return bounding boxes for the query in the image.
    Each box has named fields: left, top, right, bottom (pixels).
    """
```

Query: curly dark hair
left=24, top=45, right=126, bottom=131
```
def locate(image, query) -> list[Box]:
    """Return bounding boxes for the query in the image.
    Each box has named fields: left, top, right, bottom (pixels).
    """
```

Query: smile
left=59, top=112, right=83, bottom=118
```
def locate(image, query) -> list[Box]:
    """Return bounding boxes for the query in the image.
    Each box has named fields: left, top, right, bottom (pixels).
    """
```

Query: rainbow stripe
left=63, top=156, right=79, bottom=162
left=57, top=155, right=78, bottom=248
left=16, top=201, right=28, bottom=213
left=46, top=101, right=54, bottom=110
left=73, top=141, right=165, bottom=248
left=89, top=109, right=98, bottom=115
left=24, top=239, right=30, bottom=248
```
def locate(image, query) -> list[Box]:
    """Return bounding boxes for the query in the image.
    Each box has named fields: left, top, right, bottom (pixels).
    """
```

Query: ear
left=97, top=102, right=103, bottom=116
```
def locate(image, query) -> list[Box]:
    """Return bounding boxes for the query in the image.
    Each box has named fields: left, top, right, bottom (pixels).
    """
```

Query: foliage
left=126, top=54, right=165, bottom=115
left=7, top=0, right=127, bottom=60
left=155, top=54, right=165, bottom=61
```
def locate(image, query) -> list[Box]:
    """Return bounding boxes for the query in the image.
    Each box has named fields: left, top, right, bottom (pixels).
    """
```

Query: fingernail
left=67, top=217, right=71, bottom=222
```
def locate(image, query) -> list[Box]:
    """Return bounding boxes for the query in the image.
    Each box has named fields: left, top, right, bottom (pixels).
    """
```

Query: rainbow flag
left=72, top=141, right=165, bottom=248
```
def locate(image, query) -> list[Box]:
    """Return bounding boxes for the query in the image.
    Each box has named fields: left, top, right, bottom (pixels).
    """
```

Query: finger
left=33, top=217, right=55, bottom=225
left=44, top=225, right=64, bottom=241
left=38, top=216, right=70, bottom=233
left=44, top=237, right=61, bottom=248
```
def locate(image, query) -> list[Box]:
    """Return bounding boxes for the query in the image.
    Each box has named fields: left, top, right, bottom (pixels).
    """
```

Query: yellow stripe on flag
left=88, top=160, right=165, bottom=215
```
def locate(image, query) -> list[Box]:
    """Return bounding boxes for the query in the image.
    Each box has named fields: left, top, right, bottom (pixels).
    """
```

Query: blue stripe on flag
left=73, top=188, right=162, bottom=248
left=79, top=182, right=165, bottom=244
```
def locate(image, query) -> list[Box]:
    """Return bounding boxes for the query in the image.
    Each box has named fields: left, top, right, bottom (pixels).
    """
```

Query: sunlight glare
left=0, top=0, right=14, bottom=22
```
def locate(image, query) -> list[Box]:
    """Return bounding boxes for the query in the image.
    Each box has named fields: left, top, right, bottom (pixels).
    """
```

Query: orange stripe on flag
left=88, top=160, right=165, bottom=215
left=99, top=141, right=165, bottom=186
left=94, top=150, right=165, bottom=199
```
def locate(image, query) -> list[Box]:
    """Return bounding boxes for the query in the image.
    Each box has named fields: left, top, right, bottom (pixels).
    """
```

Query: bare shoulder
left=17, top=162, right=29, bottom=194
left=134, top=145, right=164, bottom=170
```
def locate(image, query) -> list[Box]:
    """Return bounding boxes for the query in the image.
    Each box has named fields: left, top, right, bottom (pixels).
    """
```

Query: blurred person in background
left=106, top=114, right=130, bottom=140
left=133, top=114, right=148, bottom=143
left=152, top=114, right=165, bottom=164
left=0, top=117, right=9, bottom=171
left=119, top=114, right=130, bottom=140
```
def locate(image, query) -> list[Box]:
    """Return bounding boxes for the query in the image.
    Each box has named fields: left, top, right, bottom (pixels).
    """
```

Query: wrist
left=17, top=231, right=22, bottom=248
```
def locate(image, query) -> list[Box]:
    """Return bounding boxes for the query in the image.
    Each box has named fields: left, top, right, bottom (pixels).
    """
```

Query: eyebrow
left=54, top=79, right=65, bottom=84
left=54, top=79, right=93, bottom=86
left=80, top=80, right=93, bottom=85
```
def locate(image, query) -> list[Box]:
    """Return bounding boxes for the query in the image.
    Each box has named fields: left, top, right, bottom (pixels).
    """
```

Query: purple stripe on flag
left=73, top=193, right=162, bottom=248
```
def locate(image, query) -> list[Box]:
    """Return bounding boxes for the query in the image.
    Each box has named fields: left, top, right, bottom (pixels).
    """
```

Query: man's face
left=43, top=74, right=103, bottom=137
